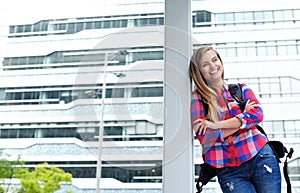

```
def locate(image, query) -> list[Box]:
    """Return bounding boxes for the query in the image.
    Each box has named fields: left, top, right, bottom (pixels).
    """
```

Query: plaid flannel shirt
left=190, top=82, right=268, bottom=168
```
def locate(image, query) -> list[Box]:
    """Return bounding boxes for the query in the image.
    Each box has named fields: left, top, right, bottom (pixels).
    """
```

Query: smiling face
left=199, top=49, right=224, bottom=86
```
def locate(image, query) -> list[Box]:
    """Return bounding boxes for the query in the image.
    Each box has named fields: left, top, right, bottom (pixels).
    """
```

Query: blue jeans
left=216, top=143, right=281, bottom=193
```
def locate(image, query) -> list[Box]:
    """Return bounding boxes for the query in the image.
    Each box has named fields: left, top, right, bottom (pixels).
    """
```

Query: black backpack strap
left=229, top=83, right=294, bottom=193
left=284, top=148, right=294, bottom=193
left=196, top=176, right=203, bottom=193
left=228, top=83, right=243, bottom=102
left=255, top=124, right=267, bottom=137
left=228, top=83, right=246, bottom=111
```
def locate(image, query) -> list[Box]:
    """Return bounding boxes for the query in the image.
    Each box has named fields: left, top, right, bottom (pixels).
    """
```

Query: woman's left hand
left=244, top=99, right=258, bottom=112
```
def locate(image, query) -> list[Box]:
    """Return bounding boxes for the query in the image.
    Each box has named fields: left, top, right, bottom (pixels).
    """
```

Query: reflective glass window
left=9, top=26, right=15, bottom=33
left=266, top=44, right=277, bottom=56
left=264, top=11, right=273, bottom=20
left=95, top=21, right=102, bottom=28
left=244, top=12, right=254, bottom=20
left=103, top=21, right=110, bottom=28
left=67, top=23, right=75, bottom=34
left=33, top=22, right=41, bottom=32
left=24, top=25, right=32, bottom=32
left=294, top=9, right=300, bottom=23
left=286, top=41, right=297, bottom=55
left=256, top=42, right=267, bottom=56
left=76, top=23, right=84, bottom=32
left=277, top=44, right=288, bottom=55
left=85, top=22, right=93, bottom=29
left=16, top=25, right=24, bottom=33
left=41, top=21, right=49, bottom=31
left=237, top=47, right=247, bottom=57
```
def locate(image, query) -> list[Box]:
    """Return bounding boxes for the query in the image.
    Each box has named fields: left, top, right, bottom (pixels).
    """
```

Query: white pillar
left=163, top=0, right=194, bottom=193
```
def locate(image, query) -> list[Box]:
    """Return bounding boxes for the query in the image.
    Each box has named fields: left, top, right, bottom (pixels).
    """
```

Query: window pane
left=244, top=12, right=254, bottom=20
left=45, top=128, right=55, bottom=137
left=235, top=12, right=243, bottom=21
left=224, top=13, right=234, bottom=21
left=58, top=23, right=66, bottom=30
left=273, top=121, right=284, bottom=138
left=283, top=10, right=293, bottom=20
left=14, top=93, right=22, bottom=100
left=227, top=47, right=236, bottom=57
left=95, top=21, right=102, bottom=29
left=284, top=121, right=296, bottom=138
left=8, top=129, right=18, bottom=138
left=24, top=25, right=32, bottom=32
left=67, top=23, right=75, bottom=34
left=19, top=129, right=35, bottom=138
left=76, top=23, right=84, bottom=32
left=274, top=10, right=284, bottom=23
left=121, top=19, right=128, bottom=27
left=216, top=13, right=225, bottom=22
left=254, top=11, right=264, bottom=20
left=1, top=130, right=9, bottom=138
left=266, top=45, right=277, bottom=56
left=277, top=45, right=287, bottom=55
left=41, top=21, right=49, bottom=31
left=9, top=26, right=15, bottom=33
left=149, top=18, right=157, bottom=25
left=297, top=40, right=300, bottom=54
left=237, top=47, right=247, bottom=57
left=111, top=88, right=125, bottom=98
left=247, top=46, right=256, bottom=56
left=287, top=41, right=297, bottom=55
left=256, top=42, right=267, bottom=56
left=17, top=25, right=24, bottom=33
left=85, top=22, right=93, bottom=29
left=33, top=22, right=41, bottom=32
left=294, top=9, right=300, bottom=21
left=103, top=21, right=110, bottom=28
left=112, top=20, right=121, bottom=28
left=264, top=11, right=273, bottom=20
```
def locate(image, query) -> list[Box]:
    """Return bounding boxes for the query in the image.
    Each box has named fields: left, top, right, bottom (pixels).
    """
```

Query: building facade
left=0, top=0, right=299, bottom=192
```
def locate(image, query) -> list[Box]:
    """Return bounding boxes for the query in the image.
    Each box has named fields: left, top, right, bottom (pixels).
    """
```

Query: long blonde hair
left=189, top=46, right=224, bottom=122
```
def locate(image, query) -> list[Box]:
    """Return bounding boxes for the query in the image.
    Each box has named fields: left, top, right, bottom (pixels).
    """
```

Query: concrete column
left=163, top=0, right=194, bottom=193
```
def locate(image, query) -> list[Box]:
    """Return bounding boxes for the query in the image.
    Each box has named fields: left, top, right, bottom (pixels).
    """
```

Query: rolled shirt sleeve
left=235, top=84, right=264, bottom=129
left=190, top=90, right=224, bottom=144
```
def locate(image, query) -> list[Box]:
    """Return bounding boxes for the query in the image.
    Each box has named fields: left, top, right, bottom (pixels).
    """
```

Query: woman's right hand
left=194, top=119, right=221, bottom=135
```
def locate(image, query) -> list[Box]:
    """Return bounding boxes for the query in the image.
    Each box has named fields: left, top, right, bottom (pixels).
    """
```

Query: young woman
left=189, top=46, right=281, bottom=193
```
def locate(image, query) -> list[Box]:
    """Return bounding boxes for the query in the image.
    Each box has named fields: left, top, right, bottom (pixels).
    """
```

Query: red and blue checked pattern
left=190, top=83, right=268, bottom=168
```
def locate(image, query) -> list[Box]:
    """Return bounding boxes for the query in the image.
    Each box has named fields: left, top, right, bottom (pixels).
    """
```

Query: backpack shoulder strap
left=228, top=83, right=243, bottom=102
left=228, top=83, right=246, bottom=111
left=284, top=148, right=294, bottom=193
left=228, top=83, right=294, bottom=193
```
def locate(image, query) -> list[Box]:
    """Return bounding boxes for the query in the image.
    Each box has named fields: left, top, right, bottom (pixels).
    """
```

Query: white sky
left=0, top=0, right=107, bottom=57
left=0, top=0, right=115, bottom=26
left=0, top=0, right=299, bottom=42
left=0, top=0, right=299, bottom=61
left=0, top=0, right=165, bottom=26
left=1, top=0, right=299, bottom=26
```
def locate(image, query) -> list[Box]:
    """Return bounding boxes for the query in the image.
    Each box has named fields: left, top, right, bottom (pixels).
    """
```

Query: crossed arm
left=194, top=100, right=258, bottom=138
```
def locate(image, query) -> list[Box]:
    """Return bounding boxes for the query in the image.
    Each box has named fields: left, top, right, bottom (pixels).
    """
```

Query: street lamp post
left=94, top=50, right=127, bottom=193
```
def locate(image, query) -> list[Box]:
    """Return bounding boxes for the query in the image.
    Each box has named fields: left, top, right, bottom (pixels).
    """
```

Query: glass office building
left=0, top=0, right=299, bottom=192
